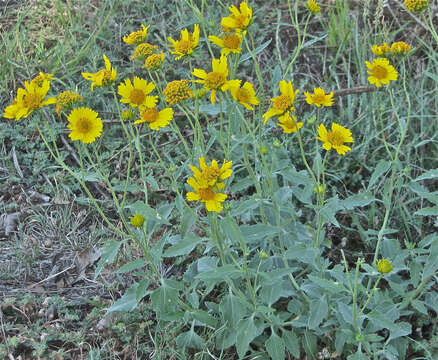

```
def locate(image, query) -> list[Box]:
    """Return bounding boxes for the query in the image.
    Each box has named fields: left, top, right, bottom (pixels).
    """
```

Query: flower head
left=227, top=80, right=259, bottom=110
left=121, top=109, right=134, bottom=120
left=277, top=113, right=303, bottom=134
left=3, top=80, right=56, bottom=120
left=192, top=54, right=235, bottom=104
left=304, top=87, right=334, bottom=107
left=404, top=0, right=428, bottom=12
left=163, top=80, right=194, bottom=104
left=118, top=77, right=158, bottom=109
left=377, top=259, right=393, bottom=274
left=123, top=24, right=150, bottom=45
left=131, top=43, right=158, bottom=61
left=371, top=43, right=391, bottom=56
left=307, top=0, right=321, bottom=13
left=317, top=123, right=354, bottom=155
left=209, top=32, right=242, bottom=55
left=189, top=157, right=233, bottom=187
left=67, top=107, right=103, bottom=144
left=390, top=41, right=411, bottom=55
left=30, top=72, right=54, bottom=87
left=82, top=54, right=117, bottom=91
left=134, top=105, right=173, bottom=130
left=55, top=90, right=83, bottom=116
left=221, top=1, right=252, bottom=32
left=130, top=214, right=145, bottom=227
left=263, top=80, right=299, bottom=124
left=143, top=53, right=165, bottom=71
left=168, top=24, right=200, bottom=60
left=366, top=58, right=398, bottom=87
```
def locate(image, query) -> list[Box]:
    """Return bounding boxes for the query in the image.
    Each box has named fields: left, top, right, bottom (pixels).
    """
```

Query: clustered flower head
left=168, top=24, right=200, bottom=60
left=372, top=41, right=411, bottom=56
left=277, top=113, right=303, bottom=134
left=82, top=54, right=117, bottom=91
left=209, top=32, right=243, bottom=55
left=163, top=80, right=194, bottom=104
left=130, top=214, right=145, bottom=227
left=131, top=43, right=158, bottom=61
left=143, top=53, right=165, bottom=71
left=263, top=80, right=299, bottom=124
left=134, top=105, right=174, bottom=130
left=221, top=1, right=252, bottom=33
left=67, top=107, right=103, bottom=144
left=31, top=72, right=54, bottom=87
left=227, top=80, right=259, bottom=110
left=377, top=259, right=393, bottom=274
left=317, top=123, right=354, bottom=155
left=404, top=0, right=428, bottom=12
left=307, top=0, right=321, bottom=14
left=56, top=90, right=83, bottom=116
left=123, top=24, right=150, bottom=45
left=305, top=87, right=334, bottom=107
left=118, top=76, right=157, bottom=109
left=366, top=58, right=398, bottom=87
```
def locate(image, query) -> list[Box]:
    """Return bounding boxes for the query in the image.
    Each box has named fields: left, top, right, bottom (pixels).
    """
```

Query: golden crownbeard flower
left=371, top=43, right=391, bottom=56
left=307, top=0, right=321, bottom=13
left=390, top=41, right=411, bottom=55
left=31, top=72, right=54, bottom=87
left=67, top=107, right=103, bottom=144
left=404, top=0, right=428, bottom=12
left=221, top=1, right=252, bottom=33
left=366, top=58, right=398, bottom=87
left=226, top=80, right=259, bottom=110
left=163, top=80, right=194, bottom=104
left=192, top=54, right=235, bottom=104
left=121, top=109, right=134, bottom=120
left=168, top=24, right=200, bottom=60
left=55, top=91, right=83, bottom=116
left=118, top=77, right=158, bottom=109
left=277, top=113, right=303, bottom=134
left=263, top=80, right=299, bottom=124
left=305, top=87, right=334, bottom=107
left=317, top=123, right=354, bottom=155
left=82, top=54, right=116, bottom=91
left=209, top=32, right=243, bottom=55
left=143, top=53, right=165, bottom=71
left=131, top=43, right=158, bottom=61
left=130, top=214, right=145, bottom=227
left=123, top=24, right=150, bottom=45
left=134, top=105, right=174, bottom=130
left=3, top=80, right=56, bottom=120
left=189, top=157, right=233, bottom=187
left=377, top=259, right=393, bottom=274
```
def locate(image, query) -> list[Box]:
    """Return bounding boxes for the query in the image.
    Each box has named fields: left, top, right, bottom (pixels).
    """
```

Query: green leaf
left=116, top=259, right=146, bottom=274
left=199, top=103, right=222, bottom=115
left=240, top=224, right=281, bottom=243
left=342, top=192, right=375, bottom=210
left=190, top=309, right=218, bottom=328
left=283, top=330, right=300, bottom=358
left=107, top=283, right=140, bottom=312
left=308, top=295, right=328, bottom=329
left=175, top=328, right=205, bottom=350
left=239, top=39, right=272, bottom=63
left=266, top=332, right=285, bottom=360
left=150, top=280, right=180, bottom=317
left=236, top=317, right=257, bottom=359
left=231, top=178, right=254, bottom=193
left=414, top=168, right=438, bottom=181
left=347, top=351, right=369, bottom=360
left=220, top=293, right=248, bottom=328
left=163, top=233, right=203, bottom=257
left=307, top=275, right=348, bottom=294
left=196, top=264, right=243, bottom=282
left=423, top=250, right=438, bottom=280
left=94, top=240, right=124, bottom=279
left=320, top=196, right=343, bottom=227
left=180, top=210, right=196, bottom=237
left=230, top=199, right=260, bottom=217
left=303, top=34, right=327, bottom=47
left=414, top=206, right=438, bottom=216
left=368, top=160, right=391, bottom=189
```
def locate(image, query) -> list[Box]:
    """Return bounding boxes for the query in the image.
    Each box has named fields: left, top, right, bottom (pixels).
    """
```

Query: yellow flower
left=143, top=53, right=165, bottom=71
left=189, top=157, right=233, bottom=187
left=276, top=113, right=303, bottom=134
left=163, top=80, right=194, bottom=104
left=55, top=90, right=83, bottom=116
left=118, top=77, right=158, bottom=109
left=377, top=259, right=393, bottom=274
left=67, top=107, right=103, bottom=144
left=130, top=214, right=145, bottom=227
left=304, top=87, right=334, bottom=107
left=221, top=1, right=252, bottom=33
left=123, top=24, right=150, bottom=45
left=192, top=54, right=235, bottom=104
left=371, top=43, right=391, bottom=56
left=168, top=24, right=200, bottom=60
left=82, top=54, right=116, bottom=91
left=209, top=32, right=243, bottom=55
left=404, top=0, right=428, bottom=12
left=390, top=41, right=411, bottom=55
left=263, top=80, right=299, bottom=124
left=134, top=105, right=174, bottom=130
left=131, top=43, right=158, bottom=61
left=366, top=58, right=398, bottom=87
left=307, top=0, right=321, bottom=13
left=317, top=123, right=354, bottom=155
left=227, top=80, right=259, bottom=110
left=30, top=72, right=54, bottom=87
left=3, top=80, right=56, bottom=120
left=121, top=109, right=134, bottom=120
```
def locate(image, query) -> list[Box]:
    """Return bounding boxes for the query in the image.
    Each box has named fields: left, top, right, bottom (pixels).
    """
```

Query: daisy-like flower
left=55, top=90, right=83, bottom=116
left=189, top=157, right=233, bottom=187
left=168, top=24, right=200, bottom=60
left=371, top=43, right=391, bottom=56
left=163, top=80, right=194, bottom=104
left=263, top=80, right=299, bottom=124
left=82, top=54, right=117, bottom=91
left=123, top=24, right=150, bottom=45
left=209, top=32, right=243, bottom=55
left=317, top=123, right=354, bottom=155
left=118, top=77, right=158, bottom=109
left=192, top=54, right=235, bottom=104
left=404, top=0, right=428, bottom=12
left=131, top=43, right=158, bottom=61
left=130, top=214, right=145, bottom=227
left=30, top=72, right=54, bottom=87
left=67, top=107, right=103, bottom=144
left=3, top=80, right=56, bottom=120
left=390, top=41, right=411, bottom=55
left=366, top=58, right=398, bottom=87
left=134, top=105, right=174, bottom=130
left=307, top=0, right=321, bottom=14
left=377, top=259, right=393, bottom=274
left=304, top=87, right=334, bottom=107
left=227, top=80, right=259, bottom=110
left=221, top=1, right=252, bottom=33
left=277, top=113, right=303, bottom=134
left=143, top=53, right=165, bottom=71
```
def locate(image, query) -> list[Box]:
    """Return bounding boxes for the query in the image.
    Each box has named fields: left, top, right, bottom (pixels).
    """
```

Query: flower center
left=77, top=118, right=91, bottom=134
left=99, top=69, right=113, bottom=85
left=313, top=94, right=326, bottom=104
left=327, top=130, right=345, bottom=146
left=223, top=34, right=241, bottom=49
left=176, top=40, right=192, bottom=54
left=203, top=167, right=221, bottom=184
left=198, top=187, right=216, bottom=201
left=235, top=14, right=248, bottom=29
left=130, top=89, right=145, bottom=105
left=205, top=72, right=226, bottom=90
left=272, top=94, right=292, bottom=112
left=24, top=93, right=42, bottom=111
left=140, top=108, right=159, bottom=123
left=371, top=65, right=388, bottom=80
left=236, top=88, right=250, bottom=103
